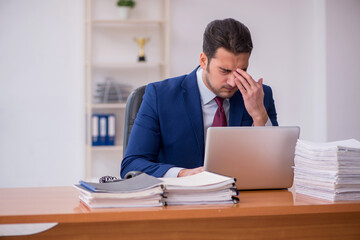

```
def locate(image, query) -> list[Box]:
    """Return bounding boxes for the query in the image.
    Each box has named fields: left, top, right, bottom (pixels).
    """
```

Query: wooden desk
left=1, top=187, right=360, bottom=239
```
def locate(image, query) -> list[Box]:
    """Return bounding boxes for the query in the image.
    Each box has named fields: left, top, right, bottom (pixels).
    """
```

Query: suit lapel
left=229, top=91, right=245, bottom=126
left=181, top=67, right=205, bottom=158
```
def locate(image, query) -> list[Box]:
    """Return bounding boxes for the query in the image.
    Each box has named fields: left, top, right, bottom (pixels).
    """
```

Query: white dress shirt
left=196, top=68, right=230, bottom=143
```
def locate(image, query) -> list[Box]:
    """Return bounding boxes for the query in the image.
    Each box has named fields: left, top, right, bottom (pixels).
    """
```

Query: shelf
left=90, top=103, right=127, bottom=109
left=89, top=19, right=165, bottom=26
left=84, top=0, right=170, bottom=181
left=90, top=61, right=165, bottom=70
left=88, top=145, right=124, bottom=152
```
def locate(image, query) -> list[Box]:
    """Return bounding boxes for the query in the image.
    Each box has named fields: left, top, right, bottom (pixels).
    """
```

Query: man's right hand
left=177, top=166, right=204, bottom=177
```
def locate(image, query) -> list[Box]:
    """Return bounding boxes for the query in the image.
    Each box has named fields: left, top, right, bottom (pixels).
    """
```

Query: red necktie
left=212, top=97, right=227, bottom=127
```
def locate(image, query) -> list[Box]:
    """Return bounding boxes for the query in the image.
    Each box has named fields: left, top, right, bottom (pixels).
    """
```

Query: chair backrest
left=123, top=85, right=146, bottom=158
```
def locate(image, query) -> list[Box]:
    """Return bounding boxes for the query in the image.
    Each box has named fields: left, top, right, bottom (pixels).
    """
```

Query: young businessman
left=121, top=18, right=278, bottom=178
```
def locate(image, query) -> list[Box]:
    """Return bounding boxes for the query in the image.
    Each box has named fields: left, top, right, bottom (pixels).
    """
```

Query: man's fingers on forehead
left=234, top=72, right=250, bottom=85
left=236, top=68, right=251, bottom=78
left=233, top=70, right=246, bottom=80
left=235, top=78, right=246, bottom=91
left=236, top=69, right=257, bottom=87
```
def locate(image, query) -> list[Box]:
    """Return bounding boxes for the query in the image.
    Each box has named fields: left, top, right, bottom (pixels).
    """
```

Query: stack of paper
left=294, top=138, right=360, bottom=201
left=74, top=173, right=164, bottom=208
left=160, top=171, right=238, bottom=205
left=75, top=171, right=238, bottom=208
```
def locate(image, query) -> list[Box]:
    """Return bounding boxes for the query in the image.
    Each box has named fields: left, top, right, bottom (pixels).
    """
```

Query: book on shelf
left=294, top=138, right=360, bottom=201
left=74, top=171, right=238, bottom=208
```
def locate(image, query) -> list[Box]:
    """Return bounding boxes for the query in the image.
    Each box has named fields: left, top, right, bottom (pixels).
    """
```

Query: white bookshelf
left=84, top=0, right=170, bottom=180
left=86, top=145, right=124, bottom=152
left=91, top=19, right=165, bottom=24
left=91, top=61, right=165, bottom=69
left=90, top=103, right=127, bottom=109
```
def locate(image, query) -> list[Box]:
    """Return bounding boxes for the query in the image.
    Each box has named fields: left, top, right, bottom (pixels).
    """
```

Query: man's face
left=200, top=48, right=250, bottom=99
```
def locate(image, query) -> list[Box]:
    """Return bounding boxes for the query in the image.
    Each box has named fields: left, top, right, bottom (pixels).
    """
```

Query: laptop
left=204, top=127, right=300, bottom=190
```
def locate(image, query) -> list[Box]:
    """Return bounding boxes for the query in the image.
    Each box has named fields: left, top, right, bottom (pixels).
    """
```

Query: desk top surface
left=1, top=186, right=360, bottom=224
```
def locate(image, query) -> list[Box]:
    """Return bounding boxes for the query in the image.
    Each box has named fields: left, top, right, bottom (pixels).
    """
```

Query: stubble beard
left=204, top=68, right=236, bottom=99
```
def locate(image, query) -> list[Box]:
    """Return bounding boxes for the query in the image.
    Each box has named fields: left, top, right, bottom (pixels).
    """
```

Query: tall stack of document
left=160, top=171, right=238, bottom=205
left=294, top=139, right=360, bottom=201
left=75, top=171, right=238, bottom=208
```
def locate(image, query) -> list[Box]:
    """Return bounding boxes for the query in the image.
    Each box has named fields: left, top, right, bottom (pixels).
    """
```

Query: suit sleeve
left=120, top=84, right=176, bottom=178
left=264, top=86, right=279, bottom=126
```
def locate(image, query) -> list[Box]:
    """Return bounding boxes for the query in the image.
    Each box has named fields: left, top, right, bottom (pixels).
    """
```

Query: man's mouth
left=223, top=86, right=236, bottom=91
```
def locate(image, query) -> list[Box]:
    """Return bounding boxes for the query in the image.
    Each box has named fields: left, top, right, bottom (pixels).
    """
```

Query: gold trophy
left=134, top=37, right=150, bottom=62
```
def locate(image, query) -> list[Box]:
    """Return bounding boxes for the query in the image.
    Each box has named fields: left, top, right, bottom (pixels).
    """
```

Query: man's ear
left=199, top=52, right=208, bottom=70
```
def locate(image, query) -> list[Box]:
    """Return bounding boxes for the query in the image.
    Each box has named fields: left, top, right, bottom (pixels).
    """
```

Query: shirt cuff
left=163, top=167, right=184, bottom=178
left=252, top=117, right=273, bottom=126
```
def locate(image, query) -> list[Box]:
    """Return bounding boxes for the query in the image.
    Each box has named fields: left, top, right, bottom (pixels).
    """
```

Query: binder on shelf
left=99, top=115, right=108, bottom=146
left=107, top=114, right=116, bottom=146
left=91, top=114, right=99, bottom=146
left=91, top=113, right=117, bottom=146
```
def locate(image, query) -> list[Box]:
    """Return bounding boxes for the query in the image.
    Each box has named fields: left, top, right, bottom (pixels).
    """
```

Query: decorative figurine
left=134, top=37, right=150, bottom=62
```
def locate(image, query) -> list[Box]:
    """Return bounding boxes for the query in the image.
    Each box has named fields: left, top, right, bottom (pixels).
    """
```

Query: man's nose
left=226, top=74, right=236, bottom=87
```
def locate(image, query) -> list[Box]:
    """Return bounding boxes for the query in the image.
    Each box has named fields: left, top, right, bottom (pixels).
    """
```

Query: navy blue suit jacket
left=121, top=67, right=278, bottom=178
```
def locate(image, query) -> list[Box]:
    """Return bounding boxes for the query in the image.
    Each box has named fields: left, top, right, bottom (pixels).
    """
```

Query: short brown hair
left=203, top=18, right=253, bottom=61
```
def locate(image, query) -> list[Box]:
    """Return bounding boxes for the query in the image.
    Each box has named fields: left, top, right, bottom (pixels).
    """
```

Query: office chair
left=123, top=85, right=147, bottom=158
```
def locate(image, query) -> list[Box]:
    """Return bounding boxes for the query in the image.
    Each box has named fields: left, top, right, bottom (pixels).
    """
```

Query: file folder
left=91, top=114, right=100, bottom=146
left=99, top=115, right=108, bottom=146
left=107, top=114, right=116, bottom=145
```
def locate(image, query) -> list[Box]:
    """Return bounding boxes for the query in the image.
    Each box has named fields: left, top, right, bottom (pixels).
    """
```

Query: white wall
left=0, top=0, right=84, bottom=187
left=0, top=0, right=359, bottom=188
left=170, top=0, right=325, bottom=141
left=169, top=0, right=359, bottom=142
left=326, top=0, right=360, bottom=141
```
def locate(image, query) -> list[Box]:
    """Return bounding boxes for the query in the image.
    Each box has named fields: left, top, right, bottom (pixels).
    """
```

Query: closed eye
left=219, top=67, right=232, bottom=74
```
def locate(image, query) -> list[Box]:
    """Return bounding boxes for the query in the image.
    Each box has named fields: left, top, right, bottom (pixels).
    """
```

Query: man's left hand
left=233, top=68, right=268, bottom=126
